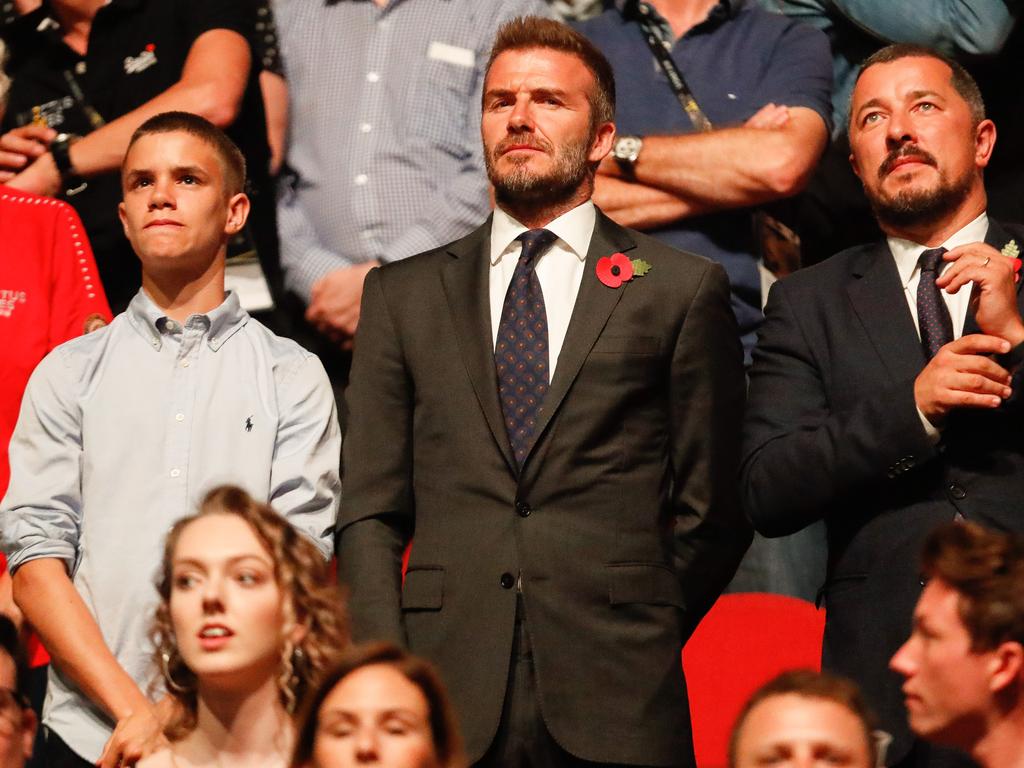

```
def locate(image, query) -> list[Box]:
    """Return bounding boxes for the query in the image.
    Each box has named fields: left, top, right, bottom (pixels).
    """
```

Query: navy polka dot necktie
left=495, top=228, right=558, bottom=467
left=917, top=247, right=953, bottom=360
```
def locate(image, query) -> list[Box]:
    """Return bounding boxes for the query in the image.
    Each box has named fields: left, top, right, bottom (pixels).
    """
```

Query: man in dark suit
left=337, top=16, right=749, bottom=768
left=742, top=43, right=1024, bottom=768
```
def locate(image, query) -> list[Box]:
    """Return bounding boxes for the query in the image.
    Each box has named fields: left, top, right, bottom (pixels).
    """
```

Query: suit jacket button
left=948, top=483, right=967, bottom=500
left=516, top=501, right=532, bottom=518
left=500, top=572, right=515, bottom=589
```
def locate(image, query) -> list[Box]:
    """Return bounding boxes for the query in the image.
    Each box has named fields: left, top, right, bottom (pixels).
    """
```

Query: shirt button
left=359, top=123, right=372, bottom=134
left=181, top=360, right=190, bottom=368
left=948, top=483, right=967, bottom=500
left=516, top=501, right=532, bottom=518
left=170, top=468, right=181, bottom=478
left=175, top=413, right=185, bottom=422
left=354, top=174, right=368, bottom=186
left=366, top=71, right=380, bottom=83
left=499, top=572, right=515, bottom=590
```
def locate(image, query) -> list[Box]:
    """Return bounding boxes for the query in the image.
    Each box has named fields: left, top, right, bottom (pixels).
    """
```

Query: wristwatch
left=612, top=134, right=644, bottom=174
left=50, top=133, right=83, bottom=189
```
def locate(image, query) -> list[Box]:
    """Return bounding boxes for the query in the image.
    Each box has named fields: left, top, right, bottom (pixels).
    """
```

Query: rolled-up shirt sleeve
left=2, top=348, right=84, bottom=573
left=268, top=352, right=340, bottom=558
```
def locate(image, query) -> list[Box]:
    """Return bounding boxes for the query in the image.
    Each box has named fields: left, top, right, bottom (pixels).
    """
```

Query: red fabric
left=1, top=187, right=113, bottom=668
left=683, top=593, right=826, bottom=768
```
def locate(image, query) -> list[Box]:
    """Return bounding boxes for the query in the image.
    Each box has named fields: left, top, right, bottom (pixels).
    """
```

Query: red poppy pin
left=596, top=252, right=652, bottom=289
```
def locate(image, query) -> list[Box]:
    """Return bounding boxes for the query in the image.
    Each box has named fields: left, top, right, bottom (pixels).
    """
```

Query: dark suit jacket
left=742, top=219, right=1024, bottom=765
left=337, top=210, right=750, bottom=766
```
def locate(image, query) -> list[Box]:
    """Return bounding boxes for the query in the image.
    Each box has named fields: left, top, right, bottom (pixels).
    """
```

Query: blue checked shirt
left=274, top=0, right=553, bottom=300
left=1, top=289, right=340, bottom=762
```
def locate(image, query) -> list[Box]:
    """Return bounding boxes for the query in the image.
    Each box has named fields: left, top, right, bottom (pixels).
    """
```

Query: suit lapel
left=846, top=242, right=926, bottom=383
left=441, top=218, right=518, bottom=474
left=521, top=211, right=637, bottom=468
left=961, top=219, right=1024, bottom=336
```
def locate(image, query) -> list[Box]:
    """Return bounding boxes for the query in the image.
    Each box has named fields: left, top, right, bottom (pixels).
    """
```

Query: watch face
left=615, top=136, right=642, bottom=161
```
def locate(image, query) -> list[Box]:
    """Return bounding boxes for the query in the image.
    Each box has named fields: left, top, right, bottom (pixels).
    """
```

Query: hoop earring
left=159, top=651, right=193, bottom=696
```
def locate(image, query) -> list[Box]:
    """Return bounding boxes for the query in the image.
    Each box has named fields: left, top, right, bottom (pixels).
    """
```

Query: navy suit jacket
left=742, top=219, right=1024, bottom=764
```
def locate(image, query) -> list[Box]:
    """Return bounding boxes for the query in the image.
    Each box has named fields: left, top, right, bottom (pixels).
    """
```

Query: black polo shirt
left=2, top=0, right=272, bottom=313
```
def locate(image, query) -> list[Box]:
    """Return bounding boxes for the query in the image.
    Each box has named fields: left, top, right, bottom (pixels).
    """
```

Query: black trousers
left=42, top=729, right=94, bottom=768
left=474, top=596, right=667, bottom=768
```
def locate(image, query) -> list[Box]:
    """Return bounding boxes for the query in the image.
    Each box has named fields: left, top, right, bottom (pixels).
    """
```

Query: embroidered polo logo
left=245, top=416, right=254, bottom=432
left=0, top=290, right=27, bottom=318
left=124, top=44, right=158, bottom=75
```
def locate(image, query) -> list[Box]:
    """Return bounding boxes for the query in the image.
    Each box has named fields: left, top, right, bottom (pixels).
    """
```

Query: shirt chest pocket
left=405, top=52, right=478, bottom=158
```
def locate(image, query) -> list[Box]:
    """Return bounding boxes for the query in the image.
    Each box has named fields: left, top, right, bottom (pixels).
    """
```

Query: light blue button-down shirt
left=1, top=289, right=341, bottom=762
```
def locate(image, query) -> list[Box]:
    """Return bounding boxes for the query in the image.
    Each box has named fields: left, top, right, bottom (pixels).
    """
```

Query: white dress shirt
left=489, top=201, right=596, bottom=377
left=888, top=211, right=989, bottom=339
left=888, top=211, right=989, bottom=437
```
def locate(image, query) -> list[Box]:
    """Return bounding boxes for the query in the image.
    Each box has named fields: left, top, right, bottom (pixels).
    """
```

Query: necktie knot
left=516, top=228, right=558, bottom=265
left=918, top=247, right=947, bottom=275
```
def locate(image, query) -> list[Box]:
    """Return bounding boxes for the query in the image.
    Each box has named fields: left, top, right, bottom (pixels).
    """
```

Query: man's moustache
left=495, top=137, right=552, bottom=157
left=878, top=147, right=937, bottom=178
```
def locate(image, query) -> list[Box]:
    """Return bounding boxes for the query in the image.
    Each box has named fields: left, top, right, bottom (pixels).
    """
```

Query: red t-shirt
left=1, top=186, right=113, bottom=666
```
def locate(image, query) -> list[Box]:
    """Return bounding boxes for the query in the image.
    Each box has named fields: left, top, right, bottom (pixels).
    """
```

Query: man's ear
left=118, top=201, right=129, bottom=237
left=987, top=641, right=1023, bottom=694
left=20, top=707, right=37, bottom=760
left=974, top=118, right=997, bottom=170
left=589, top=121, right=616, bottom=164
left=224, top=192, right=250, bottom=237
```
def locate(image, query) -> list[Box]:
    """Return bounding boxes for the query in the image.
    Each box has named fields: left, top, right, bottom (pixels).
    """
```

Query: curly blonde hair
left=150, top=485, right=347, bottom=739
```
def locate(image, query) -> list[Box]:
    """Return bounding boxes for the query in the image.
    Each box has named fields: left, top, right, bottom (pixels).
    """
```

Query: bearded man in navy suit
left=743, top=43, right=1024, bottom=768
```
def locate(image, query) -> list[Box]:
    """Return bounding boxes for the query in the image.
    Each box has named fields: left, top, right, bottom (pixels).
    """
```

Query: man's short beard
left=868, top=165, right=975, bottom=231
left=486, top=133, right=594, bottom=210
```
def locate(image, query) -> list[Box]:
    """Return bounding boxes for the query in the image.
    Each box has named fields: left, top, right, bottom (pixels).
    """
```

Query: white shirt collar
left=489, top=200, right=596, bottom=266
left=889, top=211, right=989, bottom=288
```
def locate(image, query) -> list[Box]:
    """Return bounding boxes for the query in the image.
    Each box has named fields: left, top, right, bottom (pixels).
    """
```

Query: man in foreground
left=891, top=522, right=1024, bottom=768
left=729, top=669, right=877, bottom=768
left=742, top=44, right=1024, bottom=768
left=1, top=112, right=339, bottom=768
left=338, top=16, right=748, bottom=768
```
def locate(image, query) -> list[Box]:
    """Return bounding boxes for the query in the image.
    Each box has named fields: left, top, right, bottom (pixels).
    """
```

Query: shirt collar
left=127, top=289, right=248, bottom=352
left=889, top=211, right=990, bottom=288
left=489, top=201, right=597, bottom=266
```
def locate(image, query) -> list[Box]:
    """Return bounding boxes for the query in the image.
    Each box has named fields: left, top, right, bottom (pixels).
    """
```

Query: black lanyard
left=631, top=3, right=713, bottom=133
left=62, top=68, right=106, bottom=130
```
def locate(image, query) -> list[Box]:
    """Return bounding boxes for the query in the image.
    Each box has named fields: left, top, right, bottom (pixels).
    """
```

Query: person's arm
left=259, top=70, right=287, bottom=176
left=46, top=199, right=113, bottom=343
left=668, top=263, right=751, bottom=639
left=268, top=353, right=341, bottom=558
left=6, top=28, right=251, bottom=195
left=2, top=350, right=166, bottom=767
left=336, top=268, right=413, bottom=645
left=596, top=106, right=827, bottom=220
left=13, top=560, right=167, bottom=768
left=827, top=0, right=1018, bottom=54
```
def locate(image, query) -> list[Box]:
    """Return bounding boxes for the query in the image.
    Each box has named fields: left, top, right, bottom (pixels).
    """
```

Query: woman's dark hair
left=291, top=642, right=464, bottom=768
